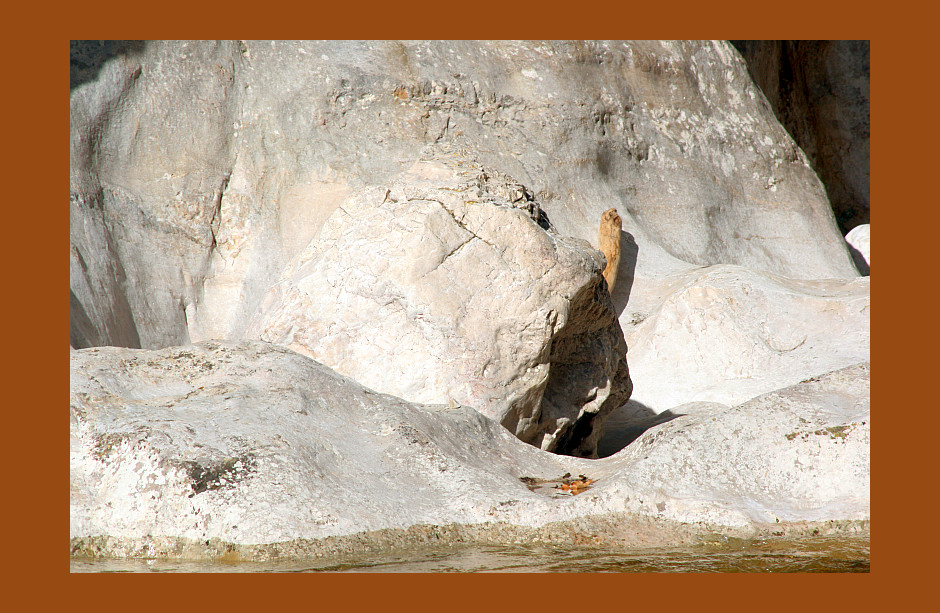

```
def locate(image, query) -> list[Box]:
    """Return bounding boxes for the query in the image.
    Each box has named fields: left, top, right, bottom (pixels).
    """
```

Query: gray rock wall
left=70, top=41, right=239, bottom=348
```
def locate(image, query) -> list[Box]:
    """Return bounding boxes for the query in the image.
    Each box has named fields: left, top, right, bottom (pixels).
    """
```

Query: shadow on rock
left=847, top=243, right=869, bottom=276
left=596, top=400, right=684, bottom=458
left=611, top=230, right=638, bottom=317
left=71, top=40, right=146, bottom=90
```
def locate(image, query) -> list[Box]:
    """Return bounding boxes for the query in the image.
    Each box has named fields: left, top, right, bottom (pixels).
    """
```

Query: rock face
left=731, top=40, right=870, bottom=234
left=621, top=265, right=870, bottom=414
left=70, top=41, right=238, bottom=349
left=604, top=361, right=870, bottom=527
left=69, top=42, right=870, bottom=554
left=70, top=342, right=869, bottom=558
left=70, top=40, right=859, bottom=353
left=245, top=147, right=631, bottom=457
left=70, top=341, right=565, bottom=546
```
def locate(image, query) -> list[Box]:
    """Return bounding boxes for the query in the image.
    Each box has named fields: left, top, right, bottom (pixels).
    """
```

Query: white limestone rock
left=245, top=147, right=631, bottom=457
left=71, top=40, right=859, bottom=351
left=845, top=224, right=870, bottom=274
left=604, top=362, right=870, bottom=527
left=69, top=42, right=871, bottom=555
left=69, top=341, right=592, bottom=546
left=70, top=342, right=869, bottom=558
left=70, top=41, right=238, bottom=349
left=619, top=264, right=869, bottom=415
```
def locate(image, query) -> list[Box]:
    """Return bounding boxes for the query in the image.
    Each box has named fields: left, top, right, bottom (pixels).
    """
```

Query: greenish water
left=70, top=536, right=869, bottom=573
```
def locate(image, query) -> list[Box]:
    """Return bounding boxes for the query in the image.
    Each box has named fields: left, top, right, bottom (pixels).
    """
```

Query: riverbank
left=71, top=529, right=869, bottom=573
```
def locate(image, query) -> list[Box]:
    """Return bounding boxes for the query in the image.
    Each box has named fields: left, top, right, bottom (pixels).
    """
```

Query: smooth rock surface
left=70, top=40, right=860, bottom=352
left=246, top=146, right=631, bottom=456
left=619, top=264, right=870, bottom=414
left=70, top=342, right=869, bottom=559
left=603, top=361, right=870, bottom=527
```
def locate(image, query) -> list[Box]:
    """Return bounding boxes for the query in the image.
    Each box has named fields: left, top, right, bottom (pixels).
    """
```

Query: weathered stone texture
left=69, top=42, right=870, bottom=550
left=71, top=40, right=859, bottom=352
left=70, top=342, right=869, bottom=557
left=70, top=40, right=239, bottom=348
left=621, top=265, right=869, bottom=413
left=246, top=147, right=630, bottom=456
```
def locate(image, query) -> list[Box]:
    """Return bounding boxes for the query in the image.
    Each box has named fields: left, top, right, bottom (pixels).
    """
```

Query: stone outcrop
left=603, top=362, right=870, bottom=527
left=70, top=341, right=869, bottom=559
left=70, top=41, right=238, bottom=349
left=70, top=40, right=860, bottom=353
left=245, top=147, right=631, bottom=457
left=731, top=40, right=870, bottom=234
left=69, top=42, right=870, bottom=558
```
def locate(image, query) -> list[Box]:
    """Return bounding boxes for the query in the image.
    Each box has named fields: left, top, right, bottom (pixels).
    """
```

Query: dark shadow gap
left=69, top=289, right=97, bottom=349
left=847, top=243, right=869, bottom=276
left=595, top=400, right=684, bottom=458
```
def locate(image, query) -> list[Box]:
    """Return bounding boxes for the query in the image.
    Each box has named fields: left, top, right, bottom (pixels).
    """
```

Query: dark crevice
left=71, top=40, right=147, bottom=91
left=596, top=401, right=684, bottom=458
left=69, top=289, right=97, bottom=349
left=847, top=243, right=869, bottom=276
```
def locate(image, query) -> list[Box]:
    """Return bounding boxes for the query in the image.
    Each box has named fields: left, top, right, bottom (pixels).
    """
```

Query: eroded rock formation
left=69, top=41, right=870, bottom=555
left=70, top=40, right=859, bottom=353
left=70, top=341, right=869, bottom=559
left=621, top=265, right=869, bottom=412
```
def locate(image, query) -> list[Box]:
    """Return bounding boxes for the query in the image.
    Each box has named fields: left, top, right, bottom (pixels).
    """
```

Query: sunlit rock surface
left=619, top=265, right=869, bottom=414
left=70, top=342, right=869, bottom=559
left=246, top=147, right=631, bottom=456
left=70, top=40, right=858, bottom=352
left=602, top=362, right=870, bottom=527
left=69, top=41, right=870, bottom=560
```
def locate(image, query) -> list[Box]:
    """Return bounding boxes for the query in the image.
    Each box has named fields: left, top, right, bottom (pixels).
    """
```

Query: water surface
left=70, top=535, right=869, bottom=573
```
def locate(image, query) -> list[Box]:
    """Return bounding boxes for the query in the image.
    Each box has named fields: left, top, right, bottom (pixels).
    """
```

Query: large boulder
left=70, top=40, right=859, bottom=351
left=245, top=146, right=631, bottom=457
left=70, top=341, right=566, bottom=546
left=70, top=342, right=869, bottom=559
